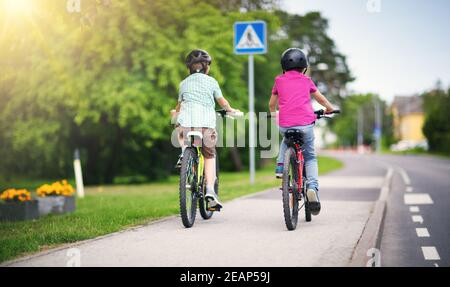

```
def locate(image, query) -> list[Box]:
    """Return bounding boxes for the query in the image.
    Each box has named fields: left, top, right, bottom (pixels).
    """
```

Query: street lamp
left=373, top=98, right=382, bottom=153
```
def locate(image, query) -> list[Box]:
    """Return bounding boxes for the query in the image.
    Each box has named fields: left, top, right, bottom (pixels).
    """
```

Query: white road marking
left=412, top=215, right=424, bottom=224
left=409, top=206, right=420, bottom=213
left=421, top=247, right=440, bottom=261
left=416, top=228, right=430, bottom=237
left=434, top=263, right=439, bottom=267
left=406, top=186, right=413, bottom=193
left=404, top=193, right=433, bottom=205
left=399, top=168, right=411, bottom=185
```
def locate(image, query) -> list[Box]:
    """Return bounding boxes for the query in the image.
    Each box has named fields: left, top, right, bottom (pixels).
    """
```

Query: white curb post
left=73, top=149, right=85, bottom=198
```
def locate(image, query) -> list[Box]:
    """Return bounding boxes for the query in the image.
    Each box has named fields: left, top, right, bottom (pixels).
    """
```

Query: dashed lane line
left=416, top=228, right=430, bottom=238
left=412, top=215, right=424, bottom=224
left=421, top=247, right=440, bottom=261
left=404, top=193, right=434, bottom=205
left=409, top=206, right=420, bottom=213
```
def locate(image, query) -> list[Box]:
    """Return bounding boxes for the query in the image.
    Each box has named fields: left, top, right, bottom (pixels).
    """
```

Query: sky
left=281, top=0, right=450, bottom=102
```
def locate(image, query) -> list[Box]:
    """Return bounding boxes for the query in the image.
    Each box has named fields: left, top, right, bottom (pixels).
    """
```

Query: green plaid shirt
left=177, top=73, right=224, bottom=128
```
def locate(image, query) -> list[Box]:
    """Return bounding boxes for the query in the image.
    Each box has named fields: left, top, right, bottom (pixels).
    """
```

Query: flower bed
left=36, top=180, right=76, bottom=216
left=0, top=180, right=77, bottom=221
left=0, top=189, right=39, bottom=221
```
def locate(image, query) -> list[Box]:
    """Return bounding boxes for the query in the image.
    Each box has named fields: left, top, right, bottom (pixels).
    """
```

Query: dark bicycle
left=280, top=109, right=340, bottom=230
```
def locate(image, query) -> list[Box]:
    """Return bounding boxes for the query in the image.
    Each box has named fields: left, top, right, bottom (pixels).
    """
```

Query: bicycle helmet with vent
left=281, top=48, right=308, bottom=72
left=185, top=49, right=212, bottom=74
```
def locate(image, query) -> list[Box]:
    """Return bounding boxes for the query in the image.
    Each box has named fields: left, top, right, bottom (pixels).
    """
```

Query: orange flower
left=36, top=180, right=75, bottom=197
left=0, top=189, right=32, bottom=202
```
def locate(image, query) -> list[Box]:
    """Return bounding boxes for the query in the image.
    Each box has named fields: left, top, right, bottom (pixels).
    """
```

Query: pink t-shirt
left=272, top=70, right=317, bottom=127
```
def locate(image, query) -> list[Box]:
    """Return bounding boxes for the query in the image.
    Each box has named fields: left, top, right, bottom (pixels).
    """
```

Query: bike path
left=5, top=153, right=386, bottom=267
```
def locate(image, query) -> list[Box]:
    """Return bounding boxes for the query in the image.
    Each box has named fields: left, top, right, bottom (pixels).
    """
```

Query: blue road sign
left=234, top=21, right=267, bottom=55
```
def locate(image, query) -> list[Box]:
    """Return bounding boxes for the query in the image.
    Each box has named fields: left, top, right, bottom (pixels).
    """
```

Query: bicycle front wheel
left=282, top=147, right=300, bottom=231
left=179, top=148, right=198, bottom=228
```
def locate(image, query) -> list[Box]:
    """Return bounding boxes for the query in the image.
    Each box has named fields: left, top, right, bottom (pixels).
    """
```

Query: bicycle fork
left=194, top=146, right=204, bottom=197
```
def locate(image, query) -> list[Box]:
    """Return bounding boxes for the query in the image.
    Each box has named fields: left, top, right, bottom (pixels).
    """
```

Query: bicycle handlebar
left=266, top=109, right=341, bottom=119
left=314, top=109, right=341, bottom=119
left=216, top=109, right=244, bottom=118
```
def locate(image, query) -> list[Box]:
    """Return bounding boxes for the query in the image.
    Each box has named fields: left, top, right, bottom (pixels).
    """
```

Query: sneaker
left=174, top=153, right=183, bottom=168
left=275, top=164, right=283, bottom=179
left=306, top=189, right=321, bottom=216
left=205, top=190, right=223, bottom=209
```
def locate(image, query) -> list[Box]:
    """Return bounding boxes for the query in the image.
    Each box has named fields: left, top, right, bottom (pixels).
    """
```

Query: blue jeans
left=277, top=124, right=319, bottom=191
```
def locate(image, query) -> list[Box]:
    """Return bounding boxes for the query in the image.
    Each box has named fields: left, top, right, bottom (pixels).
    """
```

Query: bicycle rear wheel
left=179, top=148, right=198, bottom=228
left=199, top=155, right=219, bottom=219
left=282, top=147, right=300, bottom=231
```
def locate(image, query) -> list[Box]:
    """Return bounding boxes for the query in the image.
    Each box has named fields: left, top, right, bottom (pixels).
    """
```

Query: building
left=391, top=96, right=426, bottom=148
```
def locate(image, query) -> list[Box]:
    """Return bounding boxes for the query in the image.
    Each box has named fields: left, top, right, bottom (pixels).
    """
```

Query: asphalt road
left=4, top=152, right=389, bottom=267
left=376, top=154, right=450, bottom=267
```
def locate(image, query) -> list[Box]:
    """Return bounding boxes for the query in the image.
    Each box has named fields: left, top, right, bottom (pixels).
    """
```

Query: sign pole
left=248, top=54, right=255, bottom=184
left=234, top=20, right=266, bottom=185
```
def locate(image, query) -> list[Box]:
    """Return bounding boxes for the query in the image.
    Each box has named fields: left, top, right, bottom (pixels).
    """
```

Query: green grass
left=0, top=156, right=342, bottom=263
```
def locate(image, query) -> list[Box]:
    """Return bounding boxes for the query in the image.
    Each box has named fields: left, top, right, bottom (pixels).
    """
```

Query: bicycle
left=280, top=109, right=340, bottom=231
left=178, top=109, right=243, bottom=228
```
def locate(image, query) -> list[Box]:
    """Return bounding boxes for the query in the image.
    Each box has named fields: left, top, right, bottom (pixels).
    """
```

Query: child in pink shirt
left=269, top=48, right=335, bottom=216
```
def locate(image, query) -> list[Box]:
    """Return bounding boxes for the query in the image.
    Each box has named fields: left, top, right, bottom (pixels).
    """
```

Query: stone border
left=348, top=167, right=394, bottom=267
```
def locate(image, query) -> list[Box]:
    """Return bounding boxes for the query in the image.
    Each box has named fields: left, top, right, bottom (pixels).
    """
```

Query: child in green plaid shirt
left=171, top=50, right=239, bottom=209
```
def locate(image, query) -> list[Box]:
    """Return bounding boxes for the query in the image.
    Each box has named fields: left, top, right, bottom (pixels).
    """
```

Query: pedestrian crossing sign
left=234, top=21, right=267, bottom=55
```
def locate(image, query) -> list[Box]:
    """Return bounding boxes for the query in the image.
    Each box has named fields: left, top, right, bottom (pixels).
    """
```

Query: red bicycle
left=281, top=109, right=340, bottom=230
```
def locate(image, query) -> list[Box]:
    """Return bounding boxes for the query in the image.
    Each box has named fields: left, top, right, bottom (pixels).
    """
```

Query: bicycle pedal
left=208, top=207, right=221, bottom=212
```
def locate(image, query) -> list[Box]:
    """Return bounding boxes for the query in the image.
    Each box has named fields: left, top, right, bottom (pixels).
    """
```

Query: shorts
left=178, top=126, right=217, bottom=159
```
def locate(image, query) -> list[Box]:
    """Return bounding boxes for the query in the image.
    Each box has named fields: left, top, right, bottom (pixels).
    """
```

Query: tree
left=423, top=86, right=450, bottom=154
left=0, top=1, right=353, bottom=184
left=330, top=94, right=389, bottom=148
left=0, top=0, right=253, bottom=182
left=274, top=11, right=354, bottom=104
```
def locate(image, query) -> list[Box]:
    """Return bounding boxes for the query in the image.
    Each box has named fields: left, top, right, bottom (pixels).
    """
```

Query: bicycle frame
left=289, top=142, right=306, bottom=209
left=294, top=143, right=305, bottom=192
left=196, top=146, right=205, bottom=190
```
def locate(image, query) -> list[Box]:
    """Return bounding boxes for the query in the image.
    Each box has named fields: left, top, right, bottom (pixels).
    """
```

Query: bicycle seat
left=186, top=131, right=203, bottom=139
left=185, top=131, right=203, bottom=147
left=284, top=129, right=304, bottom=146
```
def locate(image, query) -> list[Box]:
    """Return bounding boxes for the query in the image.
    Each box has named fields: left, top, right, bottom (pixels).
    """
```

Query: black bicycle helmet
left=281, top=48, right=308, bottom=72
left=185, top=49, right=212, bottom=74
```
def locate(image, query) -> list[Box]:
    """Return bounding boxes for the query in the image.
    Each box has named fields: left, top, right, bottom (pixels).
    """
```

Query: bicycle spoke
left=282, top=148, right=299, bottom=231
left=179, top=149, right=198, bottom=228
